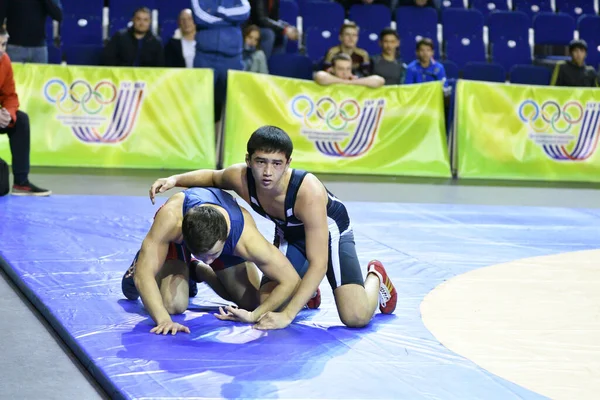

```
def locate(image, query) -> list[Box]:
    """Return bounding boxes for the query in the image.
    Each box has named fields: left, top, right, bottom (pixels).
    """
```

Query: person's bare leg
left=152, top=259, right=190, bottom=315
left=215, top=262, right=261, bottom=310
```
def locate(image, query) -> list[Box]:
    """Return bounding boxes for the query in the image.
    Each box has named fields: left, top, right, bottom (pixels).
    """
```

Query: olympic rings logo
left=290, top=95, right=361, bottom=131
left=43, top=79, right=118, bottom=115
left=518, top=100, right=584, bottom=133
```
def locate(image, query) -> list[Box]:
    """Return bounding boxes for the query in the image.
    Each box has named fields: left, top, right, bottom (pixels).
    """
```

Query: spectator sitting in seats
left=103, top=7, right=164, bottom=67
left=165, top=9, right=197, bottom=68
left=551, top=39, right=598, bottom=88
left=242, top=25, right=269, bottom=74
left=248, top=0, right=299, bottom=59
left=315, top=53, right=384, bottom=88
left=404, top=38, right=448, bottom=92
left=323, top=22, right=370, bottom=78
left=0, top=0, right=63, bottom=64
left=0, top=28, right=50, bottom=196
left=370, top=28, right=406, bottom=85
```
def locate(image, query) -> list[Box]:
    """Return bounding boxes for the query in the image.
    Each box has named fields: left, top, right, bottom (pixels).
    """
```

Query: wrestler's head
left=182, top=205, right=227, bottom=265
left=246, top=126, right=293, bottom=190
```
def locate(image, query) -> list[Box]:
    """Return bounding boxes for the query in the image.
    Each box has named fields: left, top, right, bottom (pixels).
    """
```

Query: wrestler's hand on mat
left=149, top=177, right=177, bottom=204
left=254, top=311, right=292, bottom=330
left=214, top=306, right=256, bottom=323
left=150, top=320, right=190, bottom=335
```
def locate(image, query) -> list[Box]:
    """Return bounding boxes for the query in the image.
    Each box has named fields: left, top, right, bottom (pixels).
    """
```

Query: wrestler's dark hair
left=247, top=125, right=293, bottom=160
left=182, top=206, right=228, bottom=255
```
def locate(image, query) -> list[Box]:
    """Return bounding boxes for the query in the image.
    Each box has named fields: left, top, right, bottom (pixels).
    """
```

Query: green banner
left=456, top=80, right=600, bottom=182
left=0, top=64, right=215, bottom=169
left=224, top=71, right=451, bottom=177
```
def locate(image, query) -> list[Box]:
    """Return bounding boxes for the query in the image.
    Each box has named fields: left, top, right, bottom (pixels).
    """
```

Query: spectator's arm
left=435, top=63, right=448, bottom=87
left=255, top=50, right=269, bottom=74
left=352, top=75, right=385, bottom=88
left=314, top=71, right=346, bottom=86
left=399, top=63, right=407, bottom=84
left=357, top=49, right=370, bottom=77
left=1, top=58, right=20, bottom=127
left=102, top=34, right=121, bottom=66
left=322, top=47, right=337, bottom=70
left=43, top=0, right=63, bottom=22
left=164, top=40, right=178, bottom=67
left=404, top=66, right=416, bottom=84
left=251, top=0, right=287, bottom=33
left=216, top=0, right=251, bottom=23
left=550, top=62, right=564, bottom=86
left=191, top=0, right=224, bottom=26
left=156, top=39, right=165, bottom=67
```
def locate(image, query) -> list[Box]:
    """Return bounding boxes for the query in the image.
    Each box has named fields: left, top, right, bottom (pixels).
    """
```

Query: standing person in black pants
left=0, top=28, right=51, bottom=196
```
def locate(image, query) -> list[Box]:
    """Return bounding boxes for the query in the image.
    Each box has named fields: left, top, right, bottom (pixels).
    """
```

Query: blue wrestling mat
left=2, top=195, right=599, bottom=399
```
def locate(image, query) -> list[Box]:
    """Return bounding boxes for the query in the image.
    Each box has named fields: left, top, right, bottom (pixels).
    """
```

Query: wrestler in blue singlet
left=121, top=187, right=246, bottom=300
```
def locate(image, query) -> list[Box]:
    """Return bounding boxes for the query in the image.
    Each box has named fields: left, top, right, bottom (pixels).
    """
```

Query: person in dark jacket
left=191, top=0, right=250, bottom=122
left=551, top=39, right=598, bottom=88
left=103, top=7, right=164, bottom=67
left=0, top=0, right=63, bottom=64
left=248, top=0, right=298, bottom=59
left=164, top=9, right=197, bottom=68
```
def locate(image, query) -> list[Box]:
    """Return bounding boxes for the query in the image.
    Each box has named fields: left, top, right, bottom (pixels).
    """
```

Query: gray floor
left=2, top=167, right=600, bottom=400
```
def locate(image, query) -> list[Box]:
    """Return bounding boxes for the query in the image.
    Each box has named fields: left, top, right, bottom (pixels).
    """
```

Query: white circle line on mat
left=421, top=249, right=600, bottom=400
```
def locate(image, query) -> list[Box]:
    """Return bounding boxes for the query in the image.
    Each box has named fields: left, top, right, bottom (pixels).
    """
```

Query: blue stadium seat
left=268, top=54, right=314, bottom=80
left=64, top=45, right=104, bottom=66
left=395, top=7, right=439, bottom=62
left=156, top=0, right=192, bottom=20
left=513, top=0, right=552, bottom=24
left=439, top=0, right=465, bottom=9
left=509, top=64, right=552, bottom=85
left=61, top=0, right=104, bottom=18
left=61, top=16, right=104, bottom=46
left=48, top=46, right=62, bottom=64
left=302, top=1, right=345, bottom=32
left=470, top=0, right=509, bottom=19
left=159, top=20, right=179, bottom=43
left=349, top=4, right=392, bottom=56
left=555, top=0, right=596, bottom=20
left=578, top=15, right=600, bottom=69
left=305, top=28, right=340, bottom=63
left=491, top=39, right=531, bottom=71
left=462, top=61, right=506, bottom=82
left=442, top=8, right=484, bottom=41
left=279, top=0, right=299, bottom=26
left=442, top=60, right=460, bottom=79
left=488, top=11, right=529, bottom=43
left=445, top=36, right=486, bottom=69
left=488, top=11, right=531, bottom=70
left=349, top=4, right=392, bottom=31
left=533, top=12, right=575, bottom=46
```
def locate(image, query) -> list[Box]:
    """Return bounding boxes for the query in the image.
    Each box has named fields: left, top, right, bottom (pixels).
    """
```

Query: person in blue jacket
left=404, top=37, right=447, bottom=87
left=191, top=0, right=250, bottom=122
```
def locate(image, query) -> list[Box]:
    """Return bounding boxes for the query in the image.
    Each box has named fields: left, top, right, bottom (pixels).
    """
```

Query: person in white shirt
left=164, top=9, right=197, bottom=68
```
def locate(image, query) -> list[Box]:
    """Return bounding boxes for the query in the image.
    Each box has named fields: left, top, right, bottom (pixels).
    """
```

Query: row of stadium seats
left=48, top=8, right=600, bottom=71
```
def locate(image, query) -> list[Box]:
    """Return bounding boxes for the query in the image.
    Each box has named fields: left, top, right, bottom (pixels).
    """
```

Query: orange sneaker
left=367, top=260, right=397, bottom=314
left=306, top=288, right=321, bottom=309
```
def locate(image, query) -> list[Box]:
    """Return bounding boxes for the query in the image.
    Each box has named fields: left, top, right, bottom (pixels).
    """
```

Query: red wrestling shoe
left=306, top=288, right=321, bottom=309
left=367, top=260, right=397, bottom=314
